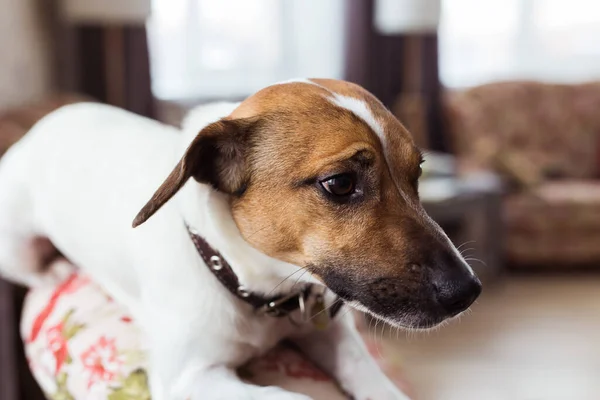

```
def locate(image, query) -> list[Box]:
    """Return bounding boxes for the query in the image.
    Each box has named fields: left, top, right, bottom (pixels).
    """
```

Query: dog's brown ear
left=132, top=118, right=255, bottom=228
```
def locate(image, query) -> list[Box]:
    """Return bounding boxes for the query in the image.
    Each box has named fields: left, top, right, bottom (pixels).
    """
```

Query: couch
left=445, top=81, right=600, bottom=267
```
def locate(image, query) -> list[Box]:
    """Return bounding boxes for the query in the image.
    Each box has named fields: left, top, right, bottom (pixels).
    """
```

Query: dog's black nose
left=434, top=273, right=482, bottom=316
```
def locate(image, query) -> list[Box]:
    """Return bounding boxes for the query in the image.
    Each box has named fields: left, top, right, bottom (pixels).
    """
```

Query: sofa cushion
left=21, top=270, right=413, bottom=400
left=505, top=181, right=600, bottom=264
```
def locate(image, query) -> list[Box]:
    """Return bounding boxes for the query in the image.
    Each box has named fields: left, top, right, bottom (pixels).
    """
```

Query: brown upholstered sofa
left=445, top=81, right=600, bottom=267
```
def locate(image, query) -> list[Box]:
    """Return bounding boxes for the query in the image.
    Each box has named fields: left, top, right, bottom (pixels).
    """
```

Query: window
left=148, top=0, right=345, bottom=101
left=439, top=0, right=600, bottom=88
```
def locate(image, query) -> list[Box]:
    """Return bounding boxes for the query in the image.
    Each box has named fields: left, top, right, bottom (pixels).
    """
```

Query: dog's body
left=0, top=102, right=323, bottom=398
left=0, top=79, right=480, bottom=399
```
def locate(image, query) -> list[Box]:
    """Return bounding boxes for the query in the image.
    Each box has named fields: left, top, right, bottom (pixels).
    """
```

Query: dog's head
left=133, top=79, right=481, bottom=329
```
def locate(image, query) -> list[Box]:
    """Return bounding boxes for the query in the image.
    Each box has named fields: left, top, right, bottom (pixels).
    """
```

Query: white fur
left=272, top=78, right=333, bottom=98
left=0, top=100, right=408, bottom=399
left=273, top=77, right=324, bottom=87
left=328, top=94, right=386, bottom=150
left=273, top=80, right=389, bottom=155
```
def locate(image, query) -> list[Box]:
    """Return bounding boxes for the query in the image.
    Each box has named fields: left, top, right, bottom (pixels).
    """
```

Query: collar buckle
left=258, top=287, right=311, bottom=318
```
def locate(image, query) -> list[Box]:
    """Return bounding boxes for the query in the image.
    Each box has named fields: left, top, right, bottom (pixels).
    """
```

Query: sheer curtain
left=148, top=0, right=345, bottom=101
left=439, top=0, right=600, bottom=88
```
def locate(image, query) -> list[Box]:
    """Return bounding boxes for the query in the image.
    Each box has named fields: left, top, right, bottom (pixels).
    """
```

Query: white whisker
left=456, top=240, right=476, bottom=251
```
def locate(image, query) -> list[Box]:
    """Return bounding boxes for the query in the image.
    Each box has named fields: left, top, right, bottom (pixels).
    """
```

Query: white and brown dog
left=0, top=79, right=481, bottom=400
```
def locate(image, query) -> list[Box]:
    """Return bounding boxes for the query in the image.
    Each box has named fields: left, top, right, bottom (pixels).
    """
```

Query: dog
left=0, top=79, right=481, bottom=400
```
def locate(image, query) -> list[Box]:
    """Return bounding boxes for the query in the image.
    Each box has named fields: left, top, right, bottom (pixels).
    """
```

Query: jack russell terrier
left=0, top=79, right=481, bottom=400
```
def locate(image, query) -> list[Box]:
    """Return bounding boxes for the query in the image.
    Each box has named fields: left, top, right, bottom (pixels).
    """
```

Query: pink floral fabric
left=21, top=271, right=412, bottom=400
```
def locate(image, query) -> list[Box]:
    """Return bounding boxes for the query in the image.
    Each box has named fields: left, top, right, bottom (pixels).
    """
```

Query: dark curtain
left=52, top=20, right=155, bottom=119
left=344, top=0, right=448, bottom=152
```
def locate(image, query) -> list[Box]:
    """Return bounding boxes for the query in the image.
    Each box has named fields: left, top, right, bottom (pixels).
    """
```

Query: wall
left=0, top=0, right=52, bottom=110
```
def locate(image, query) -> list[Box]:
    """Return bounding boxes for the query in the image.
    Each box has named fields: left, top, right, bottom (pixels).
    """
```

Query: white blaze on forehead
left=273, top=80, right=385, bottom=151
left=273, top=77, right=323, bottom=88
left=326, top=92, right=420, bottom=209
left=328, top=94, right=386, bottom=151
left=272, top=79, right=387, bottom=149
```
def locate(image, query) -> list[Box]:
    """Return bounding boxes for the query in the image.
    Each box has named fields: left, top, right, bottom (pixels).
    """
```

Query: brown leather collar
left=186, top=224, right=343, bottom=319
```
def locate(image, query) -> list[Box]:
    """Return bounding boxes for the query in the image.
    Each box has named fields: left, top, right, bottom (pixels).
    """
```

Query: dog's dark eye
left=417, top=156, right=425, bottom=180
left=320, top=174, right=356, bottom=196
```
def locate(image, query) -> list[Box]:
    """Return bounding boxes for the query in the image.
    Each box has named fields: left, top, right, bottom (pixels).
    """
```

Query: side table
left=421, top=172, right=504, bottom=284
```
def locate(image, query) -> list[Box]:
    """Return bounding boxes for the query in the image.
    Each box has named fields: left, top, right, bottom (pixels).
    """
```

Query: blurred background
left=2, top=0, right=600, bottom=399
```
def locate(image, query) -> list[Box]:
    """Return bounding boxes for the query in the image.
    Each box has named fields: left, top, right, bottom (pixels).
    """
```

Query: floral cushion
left=20, top=270, right=412, bottom=400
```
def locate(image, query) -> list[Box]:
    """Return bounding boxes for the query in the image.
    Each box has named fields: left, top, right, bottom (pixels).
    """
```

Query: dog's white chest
left=233, top=314, right=301, bottom=358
